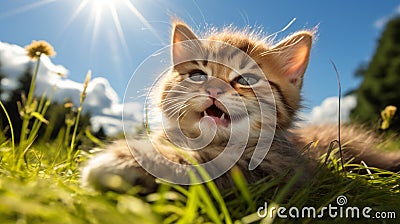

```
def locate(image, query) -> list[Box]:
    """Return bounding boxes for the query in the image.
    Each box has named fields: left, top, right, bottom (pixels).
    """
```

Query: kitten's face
left=158, top=22, right=312, bottom=147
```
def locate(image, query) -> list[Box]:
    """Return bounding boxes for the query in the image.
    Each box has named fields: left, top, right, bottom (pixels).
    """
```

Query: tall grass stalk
left=0, top=100, right=15, bottom=164
left=68, top=70, right=91, bottom=161
left=64, top=110, right=75, bottom=148
left=26, top=92, right=52, bottom=145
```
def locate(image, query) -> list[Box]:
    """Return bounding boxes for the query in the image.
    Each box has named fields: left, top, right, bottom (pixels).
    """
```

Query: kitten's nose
left=206, top=87, right=224, bottom=98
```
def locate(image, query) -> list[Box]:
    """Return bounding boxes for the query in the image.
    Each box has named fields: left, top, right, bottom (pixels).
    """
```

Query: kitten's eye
left=236, top=74, right=259, bottom=86
left=188, top=70, right=208, bottom=82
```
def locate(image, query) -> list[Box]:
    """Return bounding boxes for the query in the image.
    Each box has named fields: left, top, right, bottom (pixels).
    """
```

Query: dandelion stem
left=27, top=55, right=41, bottom=111
left=20, top=54, right=41, bottom=144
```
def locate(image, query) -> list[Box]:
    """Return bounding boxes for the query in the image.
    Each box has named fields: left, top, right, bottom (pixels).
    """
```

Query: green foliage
left=0, top=61, right=95, bottom=146
left=351, top=16, right=400, bottom=130
left=0, top=48, right=101, bottom=173
left=0, top=139, right=399, bottom=223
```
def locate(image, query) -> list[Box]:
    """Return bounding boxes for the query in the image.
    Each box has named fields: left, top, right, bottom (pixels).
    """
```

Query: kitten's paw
left=81, top=142, right=157, bottom=193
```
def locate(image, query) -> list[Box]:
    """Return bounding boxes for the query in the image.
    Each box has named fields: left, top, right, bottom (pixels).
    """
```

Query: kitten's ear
left=269, top=31, right=313, bottom=87
left=172, top=22, right=198, bottom=44
left=172, top=22, right=199, bottom=64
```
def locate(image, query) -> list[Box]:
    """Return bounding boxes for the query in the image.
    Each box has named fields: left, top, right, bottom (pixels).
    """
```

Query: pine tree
left=351, top=16, right=400, bottom=130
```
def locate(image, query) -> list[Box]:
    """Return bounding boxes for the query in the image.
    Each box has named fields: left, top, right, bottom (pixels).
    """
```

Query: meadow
left=0, top=41, right=399, bottom=224
left=1, top=134, right=399, bottom=224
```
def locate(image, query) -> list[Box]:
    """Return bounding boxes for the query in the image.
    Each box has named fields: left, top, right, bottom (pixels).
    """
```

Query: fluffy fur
left=81, top=21, right=400, bottom=192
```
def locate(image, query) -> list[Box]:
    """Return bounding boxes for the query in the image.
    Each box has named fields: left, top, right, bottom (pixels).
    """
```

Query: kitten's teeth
left=220, top=113, right=225, bottom=120
left=204, top=110, right=208, bottom=116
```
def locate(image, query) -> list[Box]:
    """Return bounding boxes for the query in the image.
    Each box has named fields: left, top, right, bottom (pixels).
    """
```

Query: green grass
left=0, top=139, right=399, bottom=224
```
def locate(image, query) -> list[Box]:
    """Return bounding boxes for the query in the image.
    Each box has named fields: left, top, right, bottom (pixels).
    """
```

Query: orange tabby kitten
left=81, top=21, right=400, bottom=192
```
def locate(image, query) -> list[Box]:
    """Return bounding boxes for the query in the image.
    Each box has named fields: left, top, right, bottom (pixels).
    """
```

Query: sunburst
left=2, top=0, right=160, bottom=63
left=67, top=0, right=159, bottom=56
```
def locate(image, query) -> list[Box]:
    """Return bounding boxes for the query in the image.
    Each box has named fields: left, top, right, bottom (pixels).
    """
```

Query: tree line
left=351, top=16, right=400, bottom=131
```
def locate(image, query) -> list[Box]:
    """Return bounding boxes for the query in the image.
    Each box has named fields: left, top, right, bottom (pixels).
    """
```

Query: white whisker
left=167, top=104, right=189, bottom=118
left=178, top=107, right=194, bottom=121
left=162, top=90, right=189, bottom=94
left=164, top=103, right=187, bottom=113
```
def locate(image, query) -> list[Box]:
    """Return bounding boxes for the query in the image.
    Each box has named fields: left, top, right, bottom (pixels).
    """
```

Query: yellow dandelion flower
left=25, top=40, right=56, bottom=59
left=385, top=105, right=397, bottom=117
left=381, top=105, right=397, bottom=130
left=64, top=102, right=74, bottom=108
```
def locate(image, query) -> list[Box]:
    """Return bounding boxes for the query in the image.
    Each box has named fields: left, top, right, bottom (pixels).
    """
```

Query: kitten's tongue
left=202, top=105, right=230, bottom=127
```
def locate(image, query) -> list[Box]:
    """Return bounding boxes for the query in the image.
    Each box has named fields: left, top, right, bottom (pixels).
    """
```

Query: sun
left=87, top=0, right=123, bottom=18
left=89, top=0, right=115, bottom=11
left=2, top=0, right=161, bottom=88
left=78, top=0, right=157, bottom=39
left=62, top=0, right=159, bottom=59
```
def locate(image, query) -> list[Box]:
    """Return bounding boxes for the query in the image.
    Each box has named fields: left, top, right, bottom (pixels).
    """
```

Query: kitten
left=81, top=21, right=400, bottom=192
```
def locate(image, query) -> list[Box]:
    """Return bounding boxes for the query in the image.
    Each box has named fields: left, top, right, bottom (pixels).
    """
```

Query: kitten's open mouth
left=200, top=104, right=231, bottom=127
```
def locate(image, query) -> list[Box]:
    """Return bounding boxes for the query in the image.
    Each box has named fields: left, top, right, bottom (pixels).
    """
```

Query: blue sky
left=1, top=0, right=399, bottom=114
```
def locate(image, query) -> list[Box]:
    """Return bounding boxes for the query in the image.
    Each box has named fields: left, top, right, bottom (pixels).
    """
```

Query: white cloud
left=0, top=41, right=142, bottom=136
left=373, top=4, right=400, bottom=29
left=301, top=95, right=357, bottom=124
